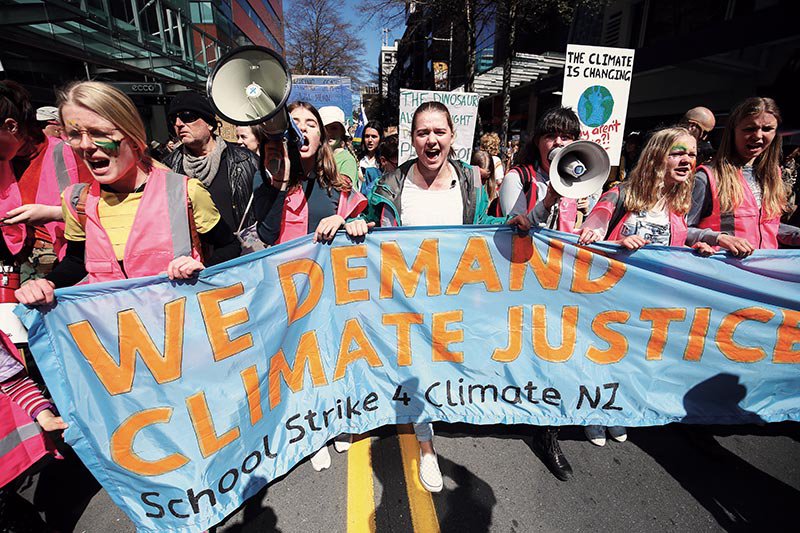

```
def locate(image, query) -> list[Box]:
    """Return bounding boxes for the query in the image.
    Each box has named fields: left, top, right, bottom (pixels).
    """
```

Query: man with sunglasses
left=680, top=106, right=716, bottom=164
left=162, top=92, right=258, bottom=233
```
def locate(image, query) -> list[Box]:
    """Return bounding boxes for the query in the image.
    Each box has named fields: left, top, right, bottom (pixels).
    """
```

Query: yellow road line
left=398, top=430, right=441, bottom=533
left=347, top=435, right=376, bottom=533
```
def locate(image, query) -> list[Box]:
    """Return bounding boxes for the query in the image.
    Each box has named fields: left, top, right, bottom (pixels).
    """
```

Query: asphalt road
left=13, top=421, right=800, bottom=532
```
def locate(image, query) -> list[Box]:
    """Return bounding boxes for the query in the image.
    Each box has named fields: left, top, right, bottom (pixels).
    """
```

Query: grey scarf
left=183, top=138, right=226, bottom=185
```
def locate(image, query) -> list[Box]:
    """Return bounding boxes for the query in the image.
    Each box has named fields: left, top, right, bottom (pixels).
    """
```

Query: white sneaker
left=585, top=425, right=607, bottom=446
left=418, top=453, right=443, bottom=493
left=310, top=446, right=331, bottom=471
left=334, top=434, right=352, bottom=453
left=608, top=426, right=628, bottom=442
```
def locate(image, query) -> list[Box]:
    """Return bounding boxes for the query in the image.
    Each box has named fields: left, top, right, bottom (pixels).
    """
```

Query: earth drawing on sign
left=578, top=85, right=614, bottom=127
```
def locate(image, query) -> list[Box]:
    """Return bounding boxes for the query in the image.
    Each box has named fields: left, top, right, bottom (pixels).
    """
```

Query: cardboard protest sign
left=562, top=44, right=635, bottom=164
left=398, top=89, right=480, bottom=164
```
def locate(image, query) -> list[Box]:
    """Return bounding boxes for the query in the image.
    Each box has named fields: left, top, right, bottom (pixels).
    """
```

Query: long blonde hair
left=713, top=97, right=784, bottom=218
left=57, top=81, right=151, bottom=169
left=624, top=127, right=694, bottom=215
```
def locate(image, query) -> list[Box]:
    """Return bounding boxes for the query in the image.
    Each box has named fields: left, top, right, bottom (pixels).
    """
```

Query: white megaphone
left=206, top=45, right=303, bottom=150
left=548, top=141, right=611, bottom=199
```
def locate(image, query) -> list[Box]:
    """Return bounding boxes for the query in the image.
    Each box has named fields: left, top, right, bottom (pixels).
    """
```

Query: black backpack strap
left=608, top=182, right=629, bottom=235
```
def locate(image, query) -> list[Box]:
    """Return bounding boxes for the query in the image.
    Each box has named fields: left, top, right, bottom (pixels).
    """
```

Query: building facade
left=570, top=0, right=799, bottom=132
left=389, top=0, right=799, bottom=148
left=379, top=41, right=398, bottom=99
left=391, top=1, right=573, bottom=138
left=0, top=0, right=284, bottom=142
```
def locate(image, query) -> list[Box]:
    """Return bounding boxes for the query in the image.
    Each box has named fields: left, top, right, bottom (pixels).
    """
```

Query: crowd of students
left=0, top=76, right=797, bottom=528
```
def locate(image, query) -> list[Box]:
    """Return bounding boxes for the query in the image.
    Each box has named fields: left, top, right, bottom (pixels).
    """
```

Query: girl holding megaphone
left=498, top=107, right=592, bottom=231
left=252, top=101, right=367, bottom=250
left=252, top=101, right=368, bottom=472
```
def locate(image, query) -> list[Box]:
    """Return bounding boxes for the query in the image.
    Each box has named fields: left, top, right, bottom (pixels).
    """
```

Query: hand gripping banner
left=18, top=227, right=800, bottom=531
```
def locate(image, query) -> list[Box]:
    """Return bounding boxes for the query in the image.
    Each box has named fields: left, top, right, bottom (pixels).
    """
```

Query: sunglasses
left=172, top=111, right=201, bottom=124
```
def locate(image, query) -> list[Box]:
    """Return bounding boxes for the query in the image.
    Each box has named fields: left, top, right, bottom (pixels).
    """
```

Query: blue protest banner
left=290, top=75, right=353, bottom=124
left=19, top=227, right=800, bottom=532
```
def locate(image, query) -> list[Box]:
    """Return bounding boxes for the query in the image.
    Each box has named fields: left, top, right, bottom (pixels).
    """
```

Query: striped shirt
left=1, top=370, right=53, bottom=420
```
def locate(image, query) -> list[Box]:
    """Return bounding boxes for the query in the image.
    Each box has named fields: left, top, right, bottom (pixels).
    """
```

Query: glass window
left=235, top=0, right=282, bottom=53
left=644, top=0, right=728, bottom=45
left=190, top=2, right=214, bottom=24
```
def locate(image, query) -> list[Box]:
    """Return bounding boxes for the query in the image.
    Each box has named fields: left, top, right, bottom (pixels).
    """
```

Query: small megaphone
left=206, top=45, right=303, bottom=155
left=548, top=141, right=611, bottom=199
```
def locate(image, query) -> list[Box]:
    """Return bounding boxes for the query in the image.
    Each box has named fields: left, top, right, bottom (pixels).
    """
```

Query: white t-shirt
left=359, top=155, right=378, bottom=172
left=499, top=164, right=549, bottom=216
left=492, top=155, right=505, bottom=186
left=620, top=203, right=671, bottom=245
left=400, top=171, right=464, bottom=226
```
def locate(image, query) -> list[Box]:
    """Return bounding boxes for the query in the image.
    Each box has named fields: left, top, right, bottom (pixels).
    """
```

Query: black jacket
left=162, top=140, right=258, bottom=230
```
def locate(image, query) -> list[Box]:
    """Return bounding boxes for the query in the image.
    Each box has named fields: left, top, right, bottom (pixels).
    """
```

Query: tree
left=364, top=0, right=608, bottom=141
left=364, top=0, right=495, bottom=93
left=496, top=0, right=609, bottom=145
left=285, top=0, right=370, bottom=81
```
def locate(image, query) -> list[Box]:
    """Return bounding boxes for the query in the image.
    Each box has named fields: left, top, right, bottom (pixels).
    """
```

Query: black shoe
left=535, top=427, right=573, bottom=481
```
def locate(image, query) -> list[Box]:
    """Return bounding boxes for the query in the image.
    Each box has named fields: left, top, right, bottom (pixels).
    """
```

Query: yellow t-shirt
left=63, top=178, right=220, bottom=261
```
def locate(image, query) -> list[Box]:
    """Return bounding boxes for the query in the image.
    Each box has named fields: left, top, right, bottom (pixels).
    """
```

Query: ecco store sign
left=110, top=82, right=164, bottom=95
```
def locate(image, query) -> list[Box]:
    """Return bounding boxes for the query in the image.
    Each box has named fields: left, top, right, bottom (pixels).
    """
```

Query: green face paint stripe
left=670, top=144, right=689, bottom=152
left=94, top=139, right=121, bottom=152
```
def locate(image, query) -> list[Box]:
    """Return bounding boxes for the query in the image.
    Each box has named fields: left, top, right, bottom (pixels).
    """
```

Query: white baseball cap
left=319, top=106, right=348, bottom=132
left=36, top=106, right=60, bottom=123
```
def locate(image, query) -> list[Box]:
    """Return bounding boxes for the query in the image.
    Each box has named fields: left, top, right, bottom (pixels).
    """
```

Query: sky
left=334, top=1, right=403, bottom=82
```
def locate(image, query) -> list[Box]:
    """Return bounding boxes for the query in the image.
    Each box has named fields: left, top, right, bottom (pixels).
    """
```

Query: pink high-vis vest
left=37, top=136, right=83, bottom=259
left=0, top=161, right=27, bottom=256
left=696, top=165, right=779, bottom=249
left=63, top=168, right=202, bottom=283
left=0, top=330, right=56, bottom=488
left=278, top=184, right=367, bottom=244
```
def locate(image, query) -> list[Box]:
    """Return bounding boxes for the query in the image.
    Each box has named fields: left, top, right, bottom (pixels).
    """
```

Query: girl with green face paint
left=92, top=138, right=122, bottom=154
left=325, top=122, right=345, bottom=150
left=577, top=126, right=714, bottom=448
left=16, top=81, right=242, bottom=310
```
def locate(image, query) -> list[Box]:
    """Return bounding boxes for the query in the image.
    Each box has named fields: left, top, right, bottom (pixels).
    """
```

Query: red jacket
left=18, top=137, right=92, bottom=258
left=278, top=186, right=367, bottom=244
left=0, top=161, right=26, bottom=257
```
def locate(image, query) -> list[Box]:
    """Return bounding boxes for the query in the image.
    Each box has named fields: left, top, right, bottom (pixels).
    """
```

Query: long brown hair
left=254, top=101, right=350, bottom=192
left=624, top=127, right=695, bottom=215
left=713, top=97, right=784, bottom=217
